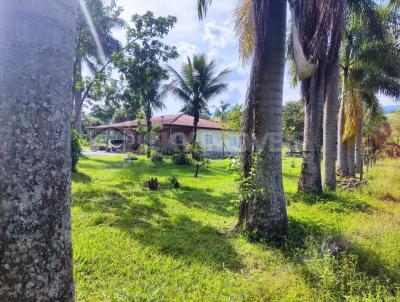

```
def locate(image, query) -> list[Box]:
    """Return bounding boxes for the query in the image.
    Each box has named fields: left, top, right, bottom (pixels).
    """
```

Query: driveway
left=83, top=150, right=124, bottom=156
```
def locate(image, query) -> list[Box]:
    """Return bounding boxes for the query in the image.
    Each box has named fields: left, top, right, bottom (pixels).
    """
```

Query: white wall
left=197, top=129, right=240, bottom=154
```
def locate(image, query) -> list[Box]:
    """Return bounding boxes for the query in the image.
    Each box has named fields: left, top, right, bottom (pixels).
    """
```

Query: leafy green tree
left=73, top=0, right=125, bottom=132
left=165, top=54, right=230, bottom=143
left=82, top=113, right=102, bottom=136
left=225, top=104, right=242, bottom=132
left=114, top=12, right=178, bottom=157
left=213, top=101, right=230, bottom=122
left=282, top=101, right=304, bottom=151
left=89, top=103, right=117, bottom=124
left=111, top=107, right=132, bottom=123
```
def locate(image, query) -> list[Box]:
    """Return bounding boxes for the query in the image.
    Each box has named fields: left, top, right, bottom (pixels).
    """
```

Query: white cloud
left=203, top=21, right=233, bottom=49
left=176, top=42, right=200, bottom=60
left=99, top=1, right=313, bottom=116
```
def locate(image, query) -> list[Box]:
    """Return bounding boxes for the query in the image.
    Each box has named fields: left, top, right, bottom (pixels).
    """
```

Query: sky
left=111, top=0, right=395, bottom=116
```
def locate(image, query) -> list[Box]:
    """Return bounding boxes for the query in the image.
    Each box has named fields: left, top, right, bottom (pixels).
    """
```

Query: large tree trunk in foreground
left=337, top=98, right=349, bottom=176
left=0, top=1, right=77, bottom=300
left=322, top=62, right=339, bottom=190
left=298, top=63, right=326, bottom=194
left=239, top=0, right=288, bottom=241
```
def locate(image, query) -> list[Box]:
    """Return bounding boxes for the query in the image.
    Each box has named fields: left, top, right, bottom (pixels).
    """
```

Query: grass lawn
left=72, top=155, right=400, bottom=301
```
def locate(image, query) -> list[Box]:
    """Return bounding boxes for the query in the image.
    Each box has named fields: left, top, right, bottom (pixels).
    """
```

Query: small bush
left=151, top=151, right=163, bottom=163
left=168, top=175, right=180, bottom=188
left=71, top=129, right=82, bottom=172
left=172, top=151, right=190, bottom=165
left=147, top=178, right=159, bottom=190
left=186, top=142, right=203, bottom=161
left=139, top=144, right=149, bottom=155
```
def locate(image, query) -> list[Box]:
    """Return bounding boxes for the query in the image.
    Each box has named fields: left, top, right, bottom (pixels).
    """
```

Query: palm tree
left=165, top=54, right=230, bottom=143
left=73, top=0, right=125, bottom=132
left=214, top=100, right=230, bottom=122
left=322, top=61, right=340, bottom=189
left=0, top=0, right=77, bottom=299
left=339, top=3, right=400, bottom=178
left=336, top=0, right=382, bottom=178
left=293, top=0, right=346, bottom=194
left=142, top=82, right=166, bottom=157
left=198, top=0, right=289, bottom=241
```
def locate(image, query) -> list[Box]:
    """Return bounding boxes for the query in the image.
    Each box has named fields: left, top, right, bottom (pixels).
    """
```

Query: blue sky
left=113, top=0, right=395, bottom=115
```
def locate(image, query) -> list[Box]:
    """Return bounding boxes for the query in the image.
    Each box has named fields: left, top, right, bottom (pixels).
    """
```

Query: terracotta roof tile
left=89, top=114, right=226, bottom=130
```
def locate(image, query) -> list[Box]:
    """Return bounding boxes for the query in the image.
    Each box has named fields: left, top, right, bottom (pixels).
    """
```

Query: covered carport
left=88, top=121, right=142, bottom=152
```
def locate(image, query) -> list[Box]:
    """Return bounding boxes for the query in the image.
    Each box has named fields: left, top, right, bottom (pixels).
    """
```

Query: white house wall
left=197, top=129, right=240, bottom=155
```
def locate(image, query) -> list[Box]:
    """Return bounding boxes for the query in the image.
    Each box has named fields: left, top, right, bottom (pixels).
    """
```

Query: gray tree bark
left=0, top=1, right=77, bottom=300
left=245, top=0, right=288, bottom=241
left=322, top=62, right=339, bottom=190
left=337, top=98, right=349, bottom=176
left=298, top=63, right=326, bottom=194
left=348, top=138, right=356, bottom=177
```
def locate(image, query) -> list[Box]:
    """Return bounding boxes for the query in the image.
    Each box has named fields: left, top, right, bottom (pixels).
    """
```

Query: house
left=88, top=114, right=240, bottom=156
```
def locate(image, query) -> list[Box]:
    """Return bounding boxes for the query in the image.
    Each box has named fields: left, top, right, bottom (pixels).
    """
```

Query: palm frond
left=343, top=78, right=363, bottom=141
left=234, top=0, right=254, bottom=64
left=197, top=0, right=212, bottom=20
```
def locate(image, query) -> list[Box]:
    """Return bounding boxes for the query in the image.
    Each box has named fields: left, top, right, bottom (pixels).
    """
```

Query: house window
left=205, top=135, right=213, bottom=145
left=175, top=135, right=184, bottom=145
left=230, top=136, right=237, bottom=147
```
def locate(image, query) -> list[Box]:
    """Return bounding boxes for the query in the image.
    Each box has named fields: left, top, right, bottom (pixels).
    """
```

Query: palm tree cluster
left=198, top=0, right=400, bottom=241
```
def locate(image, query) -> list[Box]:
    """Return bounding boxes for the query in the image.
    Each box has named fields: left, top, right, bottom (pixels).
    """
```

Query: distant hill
left=383, top=105, right=400, bottom=114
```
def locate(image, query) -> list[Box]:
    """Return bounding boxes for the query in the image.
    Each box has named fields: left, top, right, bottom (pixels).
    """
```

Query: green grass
left=72, top=156, right=400, bottom=301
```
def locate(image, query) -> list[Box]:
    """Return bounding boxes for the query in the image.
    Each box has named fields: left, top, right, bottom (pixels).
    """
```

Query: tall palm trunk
left=298, top=63, right=326, bottom=193
left=192, top=101, right=200, bottom=143
left=0, top=0, right=77, bottom=300
left=337, top=97, right=349, bottom=176
left=348, top=138, right=356, bottom=176
left=355, top=111, right=363, bottom=179
left=322, top=62, right=339, bottom=190
left=239, top=0, right=288, bottom=241
left=296, top=0, right=345, bottom=194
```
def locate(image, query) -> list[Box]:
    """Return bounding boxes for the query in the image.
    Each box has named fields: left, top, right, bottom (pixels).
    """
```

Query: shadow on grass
left=287, top=192, right=370, bottom=214
left=166, top=186, right=237, bottom=217
left=73, top=190, right=242, bottom=271
left=72, top=171, right=92, bottom=184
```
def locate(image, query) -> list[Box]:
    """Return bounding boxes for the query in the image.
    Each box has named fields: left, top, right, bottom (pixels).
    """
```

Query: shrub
left=172, top=151, right=190, bottom=165
left=71, top=129, right=82, bottom=172
left=147, top=178, right=159, bottom=190
left=151, top=151, right=163, bottom=163
left=139, top=144, right=149, bottom=155
left=168, top=175, right=180, bottom=188
left=186, top=142, right=203, bottom=161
